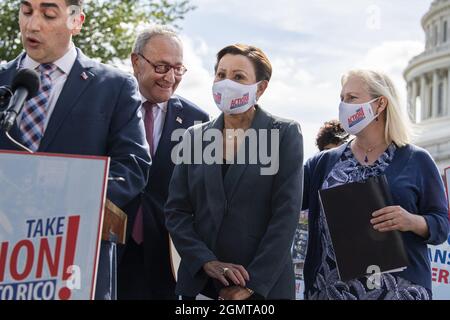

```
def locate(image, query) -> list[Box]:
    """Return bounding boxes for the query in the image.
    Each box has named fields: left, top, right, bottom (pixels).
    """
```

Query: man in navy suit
left=0, top=0, right=151, bottom=299
left=117, top=25, right=209, bottom=300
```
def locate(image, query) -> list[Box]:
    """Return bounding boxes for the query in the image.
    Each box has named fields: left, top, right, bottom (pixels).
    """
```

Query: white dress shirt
left=140, top=96, right=168, bottom=153
left=19, top=44, right=77, bottom=130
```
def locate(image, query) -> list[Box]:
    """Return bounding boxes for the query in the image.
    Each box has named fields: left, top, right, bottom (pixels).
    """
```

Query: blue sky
left=175, top=0, right=432, bottom=159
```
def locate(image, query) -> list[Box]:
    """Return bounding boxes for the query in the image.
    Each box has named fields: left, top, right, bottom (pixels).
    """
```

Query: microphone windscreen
left=11, top=69, right=40, bottom=99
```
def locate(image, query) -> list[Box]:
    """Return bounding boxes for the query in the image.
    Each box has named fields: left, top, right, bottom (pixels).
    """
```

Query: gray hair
left=133, top=25, right=180, bottom=54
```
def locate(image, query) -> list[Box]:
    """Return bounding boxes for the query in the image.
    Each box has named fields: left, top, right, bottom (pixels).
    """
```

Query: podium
left=169, top=236, right=181, bottom=281
left=102, top=199, right=127, bottom=244
left=0, top=151, right=112, bottom=300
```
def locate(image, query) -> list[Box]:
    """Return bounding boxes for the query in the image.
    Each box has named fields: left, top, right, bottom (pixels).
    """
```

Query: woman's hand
left=219, top=286, right=253, bottom=300
left=203, top=261, right=250, bottom=287
left=371, top=206, right=430, bottom=238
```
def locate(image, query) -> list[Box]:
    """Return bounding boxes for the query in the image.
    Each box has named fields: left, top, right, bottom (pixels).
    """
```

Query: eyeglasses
left=138, top=53, right=187, bottom=76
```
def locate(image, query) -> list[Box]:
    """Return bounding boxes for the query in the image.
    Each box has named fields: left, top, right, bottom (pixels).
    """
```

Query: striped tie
left=20, top=63, right=58, bottom=151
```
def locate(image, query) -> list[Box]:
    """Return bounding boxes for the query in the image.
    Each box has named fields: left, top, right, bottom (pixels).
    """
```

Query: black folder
left=318, top=175, right=409, bottom=282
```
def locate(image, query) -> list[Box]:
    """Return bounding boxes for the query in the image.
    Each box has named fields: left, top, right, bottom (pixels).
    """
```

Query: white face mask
left=212, top=79, right=259, bottom=114
left=339, top=98, right=380, bottom=135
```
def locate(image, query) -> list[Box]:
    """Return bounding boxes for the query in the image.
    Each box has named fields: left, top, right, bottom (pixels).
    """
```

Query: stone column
left=407, top=81, right=412, bottom=120
left=432, top=71, right=439, bottom=118
left=448, top=68, right=450, bottom=116
left=444, top=73, right=448, bottom=117
left=420, top=75, right=427, bottom=121
left=411, top=79, right=418, bottom=123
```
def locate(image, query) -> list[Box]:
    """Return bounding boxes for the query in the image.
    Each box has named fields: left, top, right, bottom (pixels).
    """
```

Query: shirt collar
left=21, top=43, right=77, bottom=75
left=140, top=95, right=168, bottom=113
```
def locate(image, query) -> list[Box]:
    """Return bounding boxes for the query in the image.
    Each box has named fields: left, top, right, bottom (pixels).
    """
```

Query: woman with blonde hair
left=302, top=69, right=449, bottom=300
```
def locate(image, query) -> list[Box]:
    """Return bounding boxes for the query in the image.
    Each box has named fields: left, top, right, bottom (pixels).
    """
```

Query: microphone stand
left=0, top=110, right=33, bottom=154
left=5, top=131, right=33, bottom=153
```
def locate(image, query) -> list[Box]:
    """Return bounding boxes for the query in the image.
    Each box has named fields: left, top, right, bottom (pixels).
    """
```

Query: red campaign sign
left=428, top=167, right=450, bottom=299
left=0, top=216, right=80, bottom=300
left=0, top=151, right=108, bottom=300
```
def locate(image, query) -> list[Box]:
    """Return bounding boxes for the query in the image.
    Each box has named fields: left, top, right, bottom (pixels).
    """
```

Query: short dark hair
left=65, top=0, right=83, bottom=7
left=316, top=120, right=349, bottom=151
left=215, top=44, right=272, bottom=82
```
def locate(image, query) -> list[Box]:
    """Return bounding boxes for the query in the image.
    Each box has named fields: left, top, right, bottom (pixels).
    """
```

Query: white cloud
left=260, top=59, right=340, bottom=160
left=356, top=40, right=424, bottom=108
left=177, top=0, right=433, bottom=160
left=191, top=0, right=429, bottom=40
left=175, top=37, right=425, bottom=160
left=176, top=34, right=339, bottom=159
left=176, top=35, right=219, bottom=117
left=192, top=0, right=370, bottom=34
left=358, top=41, right=424, bottom=72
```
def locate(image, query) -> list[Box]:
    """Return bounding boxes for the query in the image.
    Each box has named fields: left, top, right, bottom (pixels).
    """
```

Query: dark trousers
left=117, top=237, right=177, bottom=300
left=182, top=279, right=218, bottom=300
left=117, top=238, right=148, bottom=300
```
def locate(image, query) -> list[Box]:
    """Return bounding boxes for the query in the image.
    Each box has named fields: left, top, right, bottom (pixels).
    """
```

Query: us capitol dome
left=404, top=0, right=450, bottom=172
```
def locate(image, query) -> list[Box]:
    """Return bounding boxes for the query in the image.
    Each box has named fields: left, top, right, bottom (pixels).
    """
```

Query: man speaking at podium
left=0, top=0, right=151, bottom=299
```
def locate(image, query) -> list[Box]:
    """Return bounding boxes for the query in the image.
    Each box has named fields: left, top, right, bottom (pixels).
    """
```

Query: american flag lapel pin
left=81, top=72, right=88, bottom=80
left=176, top=116, right=183, bottom=124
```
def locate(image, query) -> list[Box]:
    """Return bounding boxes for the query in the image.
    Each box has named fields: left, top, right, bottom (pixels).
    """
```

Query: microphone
left=1, top=69, right=40, bottom=132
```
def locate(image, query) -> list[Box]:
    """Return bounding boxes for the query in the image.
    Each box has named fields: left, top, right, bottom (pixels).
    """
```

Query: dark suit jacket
left=118, top=95, right=209, bottom=299
left=302, top=142, right=449, bottom=294
left=0, top=50, right=151, bottom=299
left=0, top=50, right=151, bottom=208
left=165, top=106, right=304, bottom=299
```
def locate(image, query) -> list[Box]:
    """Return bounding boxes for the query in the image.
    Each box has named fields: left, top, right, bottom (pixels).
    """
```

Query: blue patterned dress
left=306, top=143, right=430, bottom=300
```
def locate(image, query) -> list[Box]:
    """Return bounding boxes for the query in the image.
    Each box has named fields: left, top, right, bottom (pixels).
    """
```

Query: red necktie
left=132, top=102, right=157, bottom=244
left=143, top=101, right=157, bottom=157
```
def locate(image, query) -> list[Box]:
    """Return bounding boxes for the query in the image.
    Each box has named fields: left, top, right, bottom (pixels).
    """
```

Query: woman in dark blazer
left=165, top=44, right=303, bottom=300
left=303, top=69, right=449, bottom=300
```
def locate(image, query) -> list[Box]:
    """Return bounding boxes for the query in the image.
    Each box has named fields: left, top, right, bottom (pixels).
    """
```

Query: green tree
left=0, top=0, right=195, bottom=63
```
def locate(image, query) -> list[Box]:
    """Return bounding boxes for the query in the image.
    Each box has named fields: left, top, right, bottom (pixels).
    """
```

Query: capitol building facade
left=404, top=0, right=450, bottom=173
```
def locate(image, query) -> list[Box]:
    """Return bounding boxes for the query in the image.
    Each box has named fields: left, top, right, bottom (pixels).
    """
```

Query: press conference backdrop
left=430, top=167, right=450, bottom=299
left=0, top=152, right=109, bottom=300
